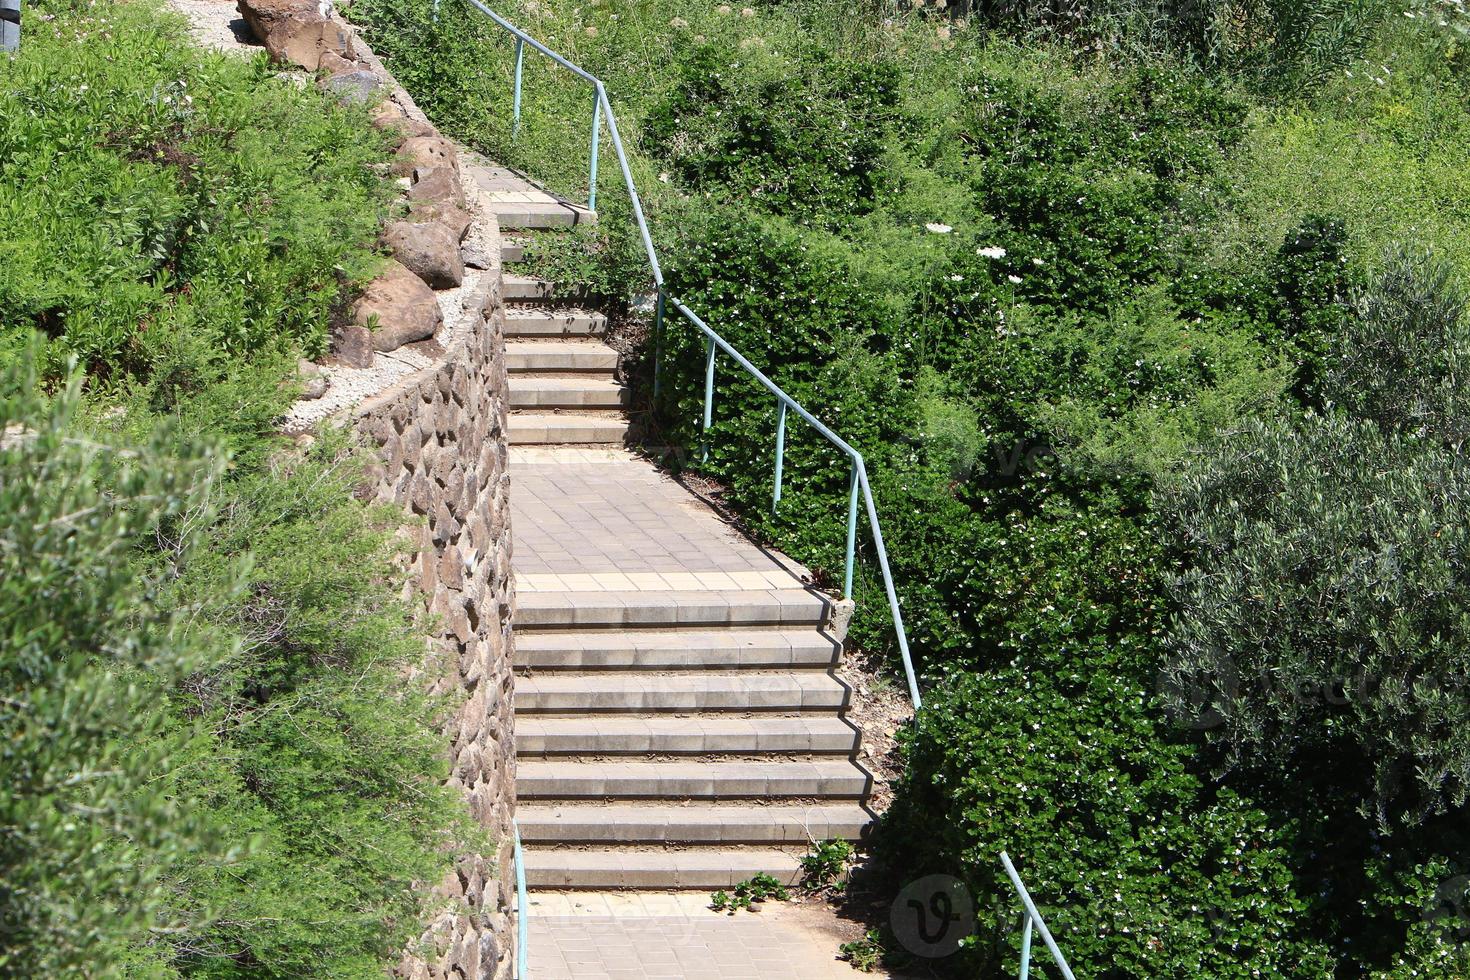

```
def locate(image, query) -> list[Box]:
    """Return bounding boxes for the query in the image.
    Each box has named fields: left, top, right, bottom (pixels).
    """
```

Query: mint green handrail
left=454, top=0, right=923, bottom=714
left=514, top=820, right=528, bottom=978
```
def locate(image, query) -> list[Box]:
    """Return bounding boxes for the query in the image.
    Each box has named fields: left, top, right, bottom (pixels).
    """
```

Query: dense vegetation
left=355, top=0, right=1470, bottom=973
left=0, top=2, right=466, bottom=975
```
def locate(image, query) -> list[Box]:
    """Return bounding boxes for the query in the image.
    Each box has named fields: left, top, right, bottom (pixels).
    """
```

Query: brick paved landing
left=527, top=893, right=891, bottom=979
left=511, top=448, right=809, bottom=585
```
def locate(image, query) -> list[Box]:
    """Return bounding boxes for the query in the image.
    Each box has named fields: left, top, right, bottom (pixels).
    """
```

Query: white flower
left=925, top=222, right=953, bottom=234
left=658, top=172, right=671, bottom=183
left=670, top=16, right=688, bottom=27
left=1007, top=275, right=1022, bottom=284
left=1032, top=257, right=1044, bottom=266
left=949, top=274, right=964, bottom=282
left=976, top=245, right=1006, bottom=259
left=740, top=5, right=754, bottom=15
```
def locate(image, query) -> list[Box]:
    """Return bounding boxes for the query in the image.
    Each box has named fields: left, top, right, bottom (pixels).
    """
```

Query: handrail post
left=1019, top=913, right=1033, bottom=980
left=588, top=85, right=602, bottom=212
left=999, top=852, right=1077, bottom=980
left=843, top=462, right=858, bottom=599
left=652, top=287, right=666, bottom=403
left=772, top=400, right=787, bottom=513
left=701, top=336, right=715, bottom=462
left=512, top=37, right=525, bottom=137
left=513, top=821, right=529, bottom=979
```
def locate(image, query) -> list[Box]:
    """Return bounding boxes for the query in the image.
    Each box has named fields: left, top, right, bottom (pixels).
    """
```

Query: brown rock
left=382, top=220, right=464, bottom=290
left=235, top=0, right=350, bottom=71
left=370, top=101, right=438, bottom=141
left=297, top=358, right=328, bottom=398
left=408, top=201, right=473, bottom=243
left=318, top=50, right=358, bottom=75
left=334, top=324, right=374, bottom=368
left=391, top=136, right=459, bottom=177
left=407, top=165, right=467, bottom=209
left=319, top=69, right=382, bottom=105
left=353, top=260, right=444, bottom=352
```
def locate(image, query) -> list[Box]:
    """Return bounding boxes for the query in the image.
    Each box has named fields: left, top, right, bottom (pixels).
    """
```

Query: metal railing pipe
left=999, top=852, right=1076, bottom=980
left=514, top=820, right=529, bottom=978
left=461, top=0, right=600, bottom=82
left=587, top=88, right=601, bottom=211
left=773, top=400, right=787, bottom=512
left=512, top=37, right=525, bottom=135
left=843, top=463, right=859, bottom=599
left=701, top=336, right=715, bottom=462
left=597, top=90, right=664, bottom=284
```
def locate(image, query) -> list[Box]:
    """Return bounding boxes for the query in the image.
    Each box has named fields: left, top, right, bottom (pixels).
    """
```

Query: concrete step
left=515, top=628, right=839, bottom=670
left=504, top=308, right=606, bottom=338
left=518, top=803, right=873, bottom=844
left=501, top=241, right=525, bottom=263
left=509, top=412, right=628, bottom=445
left=514, top=589, right=831, bottom=629
left=515, top=671, right=848, bottom=714
left=503, top=274, right=555, bottom=301
left=505, top=341, right=618, bottom=373
left=485, top=200, right=591, bottom=230
left=508, top=376, right=624, bottom=410
left=517, top=759, right=871, bottom=801
left=516, top=715, right=859, bottom=755
left=523, top=847, right=802, bottom=890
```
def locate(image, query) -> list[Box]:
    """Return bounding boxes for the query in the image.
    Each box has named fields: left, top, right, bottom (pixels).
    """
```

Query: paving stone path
left=527, top=893, right=888, bottom=979
left=488, top=177, right=878, bottom=893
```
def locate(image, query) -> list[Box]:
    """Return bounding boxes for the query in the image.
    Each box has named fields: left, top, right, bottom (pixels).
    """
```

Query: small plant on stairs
left=839, top=930, right=885, bottom=973
left=709, top=873, right=790, bottom=913
left=799, top=837, right=854, bottom=894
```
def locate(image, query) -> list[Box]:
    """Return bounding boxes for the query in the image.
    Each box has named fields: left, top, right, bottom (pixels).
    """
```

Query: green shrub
left=642, top=42, right=902, bottom=224
left=1161, top=254, right=1470, bottom=828
left=883, top=668, right=1332, bottom=977
left=0, top=0, right=391, bottom=383
left=0, top=356, right=223, bottom=976
left=135, top=432, right=469, bottom=977
left=1327, top=247, right=1470, bottom=447
left=1162, top=412, right=1470, bottom=826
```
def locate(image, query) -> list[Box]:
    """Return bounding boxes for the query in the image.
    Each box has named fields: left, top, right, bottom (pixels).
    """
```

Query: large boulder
left=408, top=201, right=473, bottom=243
left=236, top=0, right=351, bottom=71
left=353, top=260, right=444, bottom=352
left=382, top=220, right=464, bottom=290
left=407, top=165, right=467, bottom=210
left=391, top=136, right=459, bottom=178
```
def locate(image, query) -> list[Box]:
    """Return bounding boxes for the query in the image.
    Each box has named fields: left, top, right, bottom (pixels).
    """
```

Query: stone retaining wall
left=230, top=2, right=521, bottom=972
left=354, top=245, right=517, bottom=980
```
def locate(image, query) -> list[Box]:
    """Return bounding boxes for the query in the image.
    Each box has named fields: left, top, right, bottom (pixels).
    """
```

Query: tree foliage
left=0, top=356, right=224, bottom=975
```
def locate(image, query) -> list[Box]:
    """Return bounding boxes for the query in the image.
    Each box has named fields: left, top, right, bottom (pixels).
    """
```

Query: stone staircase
left=512, top=589, right=874, bottom=890
left=485, top=174, right=876, bottom=891
left=502, top=264, right=630, bottom=447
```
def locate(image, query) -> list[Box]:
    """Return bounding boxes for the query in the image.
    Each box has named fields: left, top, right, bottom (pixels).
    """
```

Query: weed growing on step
left=799, top=838, right=854, bottom=895
left=710, top=873, right=790, bottom=913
